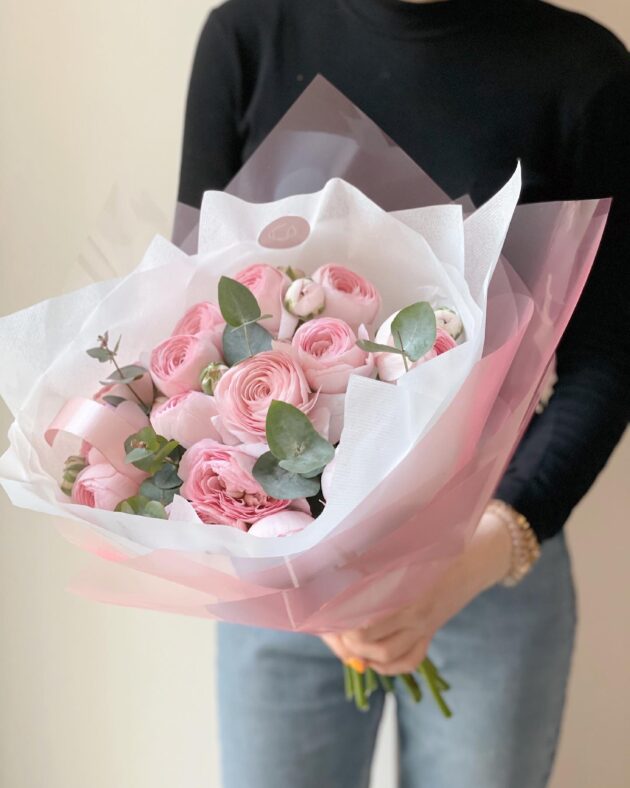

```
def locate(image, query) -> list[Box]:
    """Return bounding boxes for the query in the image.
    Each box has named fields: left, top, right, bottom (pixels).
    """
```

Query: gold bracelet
left=487, top=499, right=541, bottom=587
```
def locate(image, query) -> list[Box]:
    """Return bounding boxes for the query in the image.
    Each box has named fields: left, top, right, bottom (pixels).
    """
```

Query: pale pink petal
left=248, top=510, right=314, bottom=538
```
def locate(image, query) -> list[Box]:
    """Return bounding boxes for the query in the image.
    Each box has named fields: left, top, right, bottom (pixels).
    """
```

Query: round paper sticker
left=258, top=216, right=311, bottom=249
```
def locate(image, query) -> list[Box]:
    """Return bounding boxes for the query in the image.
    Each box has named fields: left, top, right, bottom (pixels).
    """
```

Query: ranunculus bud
left=60, top=455, right=87, bottom=496
left=434, top=307, right=463, bottom=341
left=284, top=277, right=326, bottom=319
left=200, top=362, right=229, bottom=395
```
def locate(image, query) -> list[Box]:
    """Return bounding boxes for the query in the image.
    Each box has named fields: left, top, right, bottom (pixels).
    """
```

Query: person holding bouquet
left=176, top=1, right=630, bottom=786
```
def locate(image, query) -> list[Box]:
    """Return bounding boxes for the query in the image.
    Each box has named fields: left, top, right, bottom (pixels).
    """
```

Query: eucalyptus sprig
left=115, top=495, right=169, bottom=520
left=122, top=426, right=183, bottom=509
left=218, top=277, right=273, bottom=365
left=253, top=401, right=335, bottom=500
left=87, top=332, right=151, bottom=413
left=357, top=301, right=437, bottom=373
left=124, top=426, right=181, bottom=475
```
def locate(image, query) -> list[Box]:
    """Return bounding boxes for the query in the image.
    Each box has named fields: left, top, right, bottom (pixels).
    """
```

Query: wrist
left=466, top=509, right=513, bottom=591
left=486, top=499, right=541, bottom=586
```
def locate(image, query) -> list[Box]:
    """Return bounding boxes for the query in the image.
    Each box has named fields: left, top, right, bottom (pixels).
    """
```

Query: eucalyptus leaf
left=152, top=464, right=183, bottom=490
left=139, top=479, right=178, bottom=506
left=218, top=276, right=261, bottom=327
left=278, top=457, right=328, bottom=476
left=266, top=401, right=335, bottom=470
left=115, top=494, right=168, bottom=519
left=253, top=451, right=321, bottom=499
left=124, top=427, right=160, bottom=455
left=222, top=322, right=273, bottom=366
left=125, top=447, right=153, bottom=464
left=102, top=395, right=126, bottom=408
left=152, top=439, right=181, bottom=466
left=117, top=501, right=136, bottom=515
left=300, top=465, right=327, bottom=479
left=115, top=495, right=150, bottom=515
left=101, top=364, right=147, bottom=386
left=144, top=501, right=169, bottom=520
left=87, top=347, right=112, bottom=362
left=356, top=339, right=406, bottom=356
left=391, top=302, right=436, bottom=362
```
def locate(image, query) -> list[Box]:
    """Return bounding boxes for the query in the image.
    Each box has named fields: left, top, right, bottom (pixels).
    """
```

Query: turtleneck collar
left=340, top=0, right=514, bottom=40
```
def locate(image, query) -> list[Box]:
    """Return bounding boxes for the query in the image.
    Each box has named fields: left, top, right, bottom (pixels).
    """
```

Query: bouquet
left=0, top=78, right=609, bottom=713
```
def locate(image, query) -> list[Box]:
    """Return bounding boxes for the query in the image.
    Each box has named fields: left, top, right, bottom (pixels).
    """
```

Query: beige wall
left=0, top=2, right=628, bottom=787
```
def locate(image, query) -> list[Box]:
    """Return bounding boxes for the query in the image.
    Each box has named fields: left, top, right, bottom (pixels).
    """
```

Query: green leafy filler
left=253, top=401, right=335, bottom=500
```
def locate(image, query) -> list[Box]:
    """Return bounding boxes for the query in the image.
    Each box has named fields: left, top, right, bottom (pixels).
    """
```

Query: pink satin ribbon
left=45, top=397, right=147, bottom=482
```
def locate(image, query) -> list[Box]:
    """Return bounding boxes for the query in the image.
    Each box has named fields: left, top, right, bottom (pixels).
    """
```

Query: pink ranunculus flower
left=213, top=350, right=313, bottom=443
left=312, top=264, right=381, bottom=331
left=179, top=439, right=306, bottom=529
left=292, top=317, right=374, bottom=394
left=150, top=333, right=222, bottom=398
left=172, top=301, right=226, bottom=348
left=374, top=312, right=457, bottom=382
left=235, top=264, right=290, bottom=335
left=71, top=463, right=138, bottom=511
left=248, top=510, right=314, bottom=538
left=150, top=391, right=221, bottom=448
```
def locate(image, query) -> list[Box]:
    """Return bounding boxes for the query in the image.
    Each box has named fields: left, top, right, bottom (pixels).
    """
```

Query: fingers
left=340, top=627, right=419, bottom=664
left=344, top=612, right=411, bottom=644
left=367, top=637, right=430, bottom=676
left=321, top=633, right=352, bottom=662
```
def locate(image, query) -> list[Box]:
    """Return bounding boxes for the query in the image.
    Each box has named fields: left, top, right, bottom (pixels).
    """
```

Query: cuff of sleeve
left=494, top=474, right=569, bottom=544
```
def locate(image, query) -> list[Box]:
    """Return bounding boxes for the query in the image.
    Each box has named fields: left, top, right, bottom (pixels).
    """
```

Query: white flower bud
left=434, top=306, right=464, bottom=341
left=283, top=277, right=326, bottom=319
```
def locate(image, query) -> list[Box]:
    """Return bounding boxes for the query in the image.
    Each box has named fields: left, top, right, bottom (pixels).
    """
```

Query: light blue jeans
left=217, top=533, right=576, bottom=788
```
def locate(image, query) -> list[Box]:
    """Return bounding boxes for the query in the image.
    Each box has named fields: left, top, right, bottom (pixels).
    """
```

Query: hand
left=322, top=508, right=512, bottom=675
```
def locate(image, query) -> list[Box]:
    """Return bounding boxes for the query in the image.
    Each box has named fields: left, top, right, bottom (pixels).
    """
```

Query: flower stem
left=365, top=668, right=378, bottom=697
left=111, top=356, right=149, bottom=411
left=378, top=674, right=395, bottom=693
left=343, top=664, right=353, bottom=701
left=400, top=672, right=422, bottom=703
left=419, top=658, right=452, bottom=718
left=350, top=667, right=368, bottom=712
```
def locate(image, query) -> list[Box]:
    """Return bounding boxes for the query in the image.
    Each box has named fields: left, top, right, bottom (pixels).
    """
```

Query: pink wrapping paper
left=1, top=77, right=609, bottom=632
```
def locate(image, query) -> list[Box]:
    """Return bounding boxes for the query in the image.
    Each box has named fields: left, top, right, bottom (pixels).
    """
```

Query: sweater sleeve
left=496, top=65, right=630, bottom=542
left=177, top=10, right=244, bottom=208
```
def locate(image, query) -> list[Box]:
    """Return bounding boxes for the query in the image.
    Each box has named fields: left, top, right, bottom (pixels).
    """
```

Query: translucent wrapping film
left=0, top=77, right=609, bottom=632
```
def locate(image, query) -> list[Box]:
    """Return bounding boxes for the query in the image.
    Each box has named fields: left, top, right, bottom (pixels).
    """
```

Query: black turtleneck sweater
left=177, top=0, right=630, bottom=543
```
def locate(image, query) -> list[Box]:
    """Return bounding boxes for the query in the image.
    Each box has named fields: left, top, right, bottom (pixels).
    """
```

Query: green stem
left=377, top=674, right=395, bottom=693
left=365, top=668, right=378, bottom=697
left=343, top=664, right=353, bottom=701
left=400, top=673, right=422, bottom=703
left=419, top=658, right=452, bottom=718
left=350, top=668, right=368, bottom=712
left=111, top=356, right=149, bottom=411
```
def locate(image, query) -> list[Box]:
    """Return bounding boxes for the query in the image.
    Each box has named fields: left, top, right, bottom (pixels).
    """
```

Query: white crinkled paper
left=0, top=170, right=521, bottom=562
